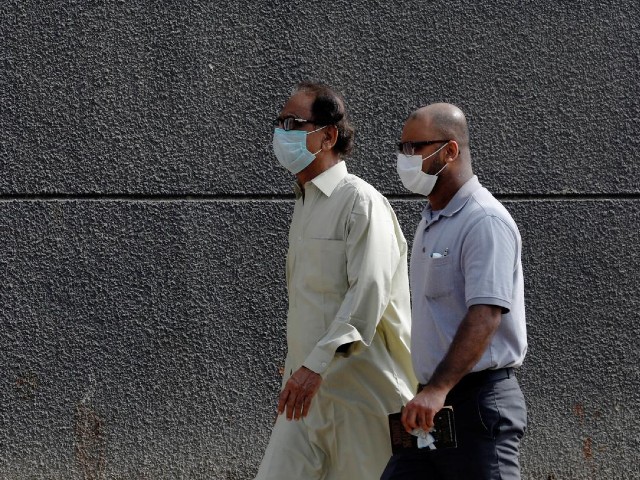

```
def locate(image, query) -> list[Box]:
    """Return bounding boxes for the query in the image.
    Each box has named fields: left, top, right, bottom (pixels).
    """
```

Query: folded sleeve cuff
left=302, top=347, right=335, bottom=375
left=466, top=296, right=512, bottom=313
left=302, top=322, right=363, bottom=375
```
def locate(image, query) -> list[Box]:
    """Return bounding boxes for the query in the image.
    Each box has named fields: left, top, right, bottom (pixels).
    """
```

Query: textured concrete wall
left=1, top=1, right=638, bottom=479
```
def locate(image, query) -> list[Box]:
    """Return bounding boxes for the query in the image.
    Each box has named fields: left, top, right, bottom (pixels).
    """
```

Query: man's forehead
left=402, top=116, right=434, bottom=139
left=280, top=91, right=314, bottom=116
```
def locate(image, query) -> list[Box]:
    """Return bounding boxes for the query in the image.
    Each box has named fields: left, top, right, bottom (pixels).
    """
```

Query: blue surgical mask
left=272, top=126, right=325, bottom=174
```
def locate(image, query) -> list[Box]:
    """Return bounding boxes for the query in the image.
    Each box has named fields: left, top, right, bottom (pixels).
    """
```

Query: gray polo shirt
left=410, top=176, right=527, bottom=384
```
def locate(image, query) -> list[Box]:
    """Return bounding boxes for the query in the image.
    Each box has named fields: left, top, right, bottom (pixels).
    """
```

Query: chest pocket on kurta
left=302, top=238, right=348, bottom=294
left=424, top=256, right=453, bottom=298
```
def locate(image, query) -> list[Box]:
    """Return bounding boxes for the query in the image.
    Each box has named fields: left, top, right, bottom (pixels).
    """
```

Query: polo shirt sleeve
left=462, top=215, right=517, bottom=313
left=302, top=193, right=402, bottom=375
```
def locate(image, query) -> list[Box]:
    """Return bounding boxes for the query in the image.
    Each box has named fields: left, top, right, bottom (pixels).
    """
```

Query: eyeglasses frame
left=397, top=139, right=450, bottom=156
left=274, top=116, right=317, bottom=131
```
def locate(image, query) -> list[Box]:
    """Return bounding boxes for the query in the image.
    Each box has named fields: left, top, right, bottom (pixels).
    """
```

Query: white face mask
left=396, top=142, right=449, bottom=196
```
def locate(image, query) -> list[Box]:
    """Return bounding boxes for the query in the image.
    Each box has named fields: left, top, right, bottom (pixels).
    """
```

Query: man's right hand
left=277, top=366, right=322, bottom=421
left=401, top=384, right=448, bottom=433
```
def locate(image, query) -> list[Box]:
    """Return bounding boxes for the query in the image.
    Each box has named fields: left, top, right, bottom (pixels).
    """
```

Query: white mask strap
left=421, top=141, right=449, bottom=161
left=306, top=125, right=327, bottom=135
left=309, top=125, right=328, bottom=156
left=434, top=163, right=448, bottom=176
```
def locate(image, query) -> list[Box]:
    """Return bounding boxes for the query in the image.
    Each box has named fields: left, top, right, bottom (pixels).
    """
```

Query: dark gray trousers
left=381, top=369, right=527, bottom=480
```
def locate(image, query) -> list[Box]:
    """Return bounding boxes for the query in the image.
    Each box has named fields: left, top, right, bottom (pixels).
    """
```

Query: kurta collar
left=292, top=161, right=348, bottom=199
left=311, top=161, right=348, bottom=197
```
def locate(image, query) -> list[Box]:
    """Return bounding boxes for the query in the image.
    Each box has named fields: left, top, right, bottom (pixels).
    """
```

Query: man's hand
left=401, top=384, right=448, bottom=433
left=277, top=367, right=322, bottom=421
left=402, top=304, right=502, bottom=432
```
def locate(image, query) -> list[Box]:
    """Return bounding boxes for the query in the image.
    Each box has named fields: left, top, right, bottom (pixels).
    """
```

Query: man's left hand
left=277, top=367, right=322, bottom=421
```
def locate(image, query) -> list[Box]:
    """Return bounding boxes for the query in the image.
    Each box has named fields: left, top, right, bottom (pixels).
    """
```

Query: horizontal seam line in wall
left=0, top=194, right=294, bottom=202
left=0, top=193, right=639, bottom=202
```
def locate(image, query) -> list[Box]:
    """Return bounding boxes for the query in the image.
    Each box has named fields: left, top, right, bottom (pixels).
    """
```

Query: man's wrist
left=425, top=369, right=458, bottom=395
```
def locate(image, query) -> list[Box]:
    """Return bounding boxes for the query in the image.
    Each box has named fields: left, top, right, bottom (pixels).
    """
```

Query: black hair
left=296, top=81, right=355, bottom=158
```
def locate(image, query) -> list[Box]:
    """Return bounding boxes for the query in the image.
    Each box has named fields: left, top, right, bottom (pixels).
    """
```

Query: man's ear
left=323, top=125, right=339, bottom=150
left=445, top=140, right=459, bottom=162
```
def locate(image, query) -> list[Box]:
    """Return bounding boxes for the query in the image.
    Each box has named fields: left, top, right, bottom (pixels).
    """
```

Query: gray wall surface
left=1, top=1, right=638, bottom=479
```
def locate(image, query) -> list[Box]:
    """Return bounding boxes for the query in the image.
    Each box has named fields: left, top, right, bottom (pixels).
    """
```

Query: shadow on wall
left=75, top=401, right=106, bottom=480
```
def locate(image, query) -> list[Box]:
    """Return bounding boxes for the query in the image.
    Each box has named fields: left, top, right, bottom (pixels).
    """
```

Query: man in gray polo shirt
left=381, top=103, right=527, bottom=480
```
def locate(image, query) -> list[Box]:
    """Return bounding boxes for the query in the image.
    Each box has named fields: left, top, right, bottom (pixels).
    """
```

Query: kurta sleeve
left=303, top=192, right=402, bottom=375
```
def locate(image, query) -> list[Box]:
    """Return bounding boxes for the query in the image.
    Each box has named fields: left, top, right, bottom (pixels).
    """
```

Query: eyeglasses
left=274, top=117, right=315, bottom=131
left=397, top=140, right=449, bottom=156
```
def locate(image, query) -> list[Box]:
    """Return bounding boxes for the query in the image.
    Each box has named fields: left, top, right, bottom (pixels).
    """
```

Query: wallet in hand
left=388, top=406, right=457, bottom=453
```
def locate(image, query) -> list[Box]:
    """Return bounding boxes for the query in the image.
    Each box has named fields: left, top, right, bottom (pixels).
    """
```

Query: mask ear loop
left=420, top=141, right=450, bottom=161
left=434, top=163, right=448, bottom=176
left=307, top=124, right=331, bottom=155
left=420, top=141, right=450, bottom=176
left=306, top=125, right=327, bottom=135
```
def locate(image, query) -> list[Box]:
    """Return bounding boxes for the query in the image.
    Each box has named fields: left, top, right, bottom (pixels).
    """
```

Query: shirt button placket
left=423, top=225, right=430, bottom=253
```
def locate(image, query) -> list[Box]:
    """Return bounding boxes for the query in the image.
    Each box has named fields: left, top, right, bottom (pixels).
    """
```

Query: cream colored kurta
left=256, top=162, right=416, bottom=480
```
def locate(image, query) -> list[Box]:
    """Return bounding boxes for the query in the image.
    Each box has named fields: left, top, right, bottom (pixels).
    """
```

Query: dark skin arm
left=402, top=304, right=503, bottom=432
left=277, top=366, right=322, bottom=421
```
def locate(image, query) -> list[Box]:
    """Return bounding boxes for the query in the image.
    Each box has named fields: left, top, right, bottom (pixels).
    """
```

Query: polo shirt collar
left=423, top=175, right=482, bottom=221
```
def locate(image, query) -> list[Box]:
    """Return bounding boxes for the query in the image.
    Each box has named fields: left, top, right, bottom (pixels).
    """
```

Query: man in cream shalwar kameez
left=256, top=82, right=415, bottom=480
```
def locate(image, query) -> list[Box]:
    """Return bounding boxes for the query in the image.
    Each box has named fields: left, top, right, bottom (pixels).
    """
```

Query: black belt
left=418, top=367, right=513, bottom=395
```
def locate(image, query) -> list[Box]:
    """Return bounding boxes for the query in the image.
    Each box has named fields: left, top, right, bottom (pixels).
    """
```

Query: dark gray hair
left=296, top=81, right=355, bottom=158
